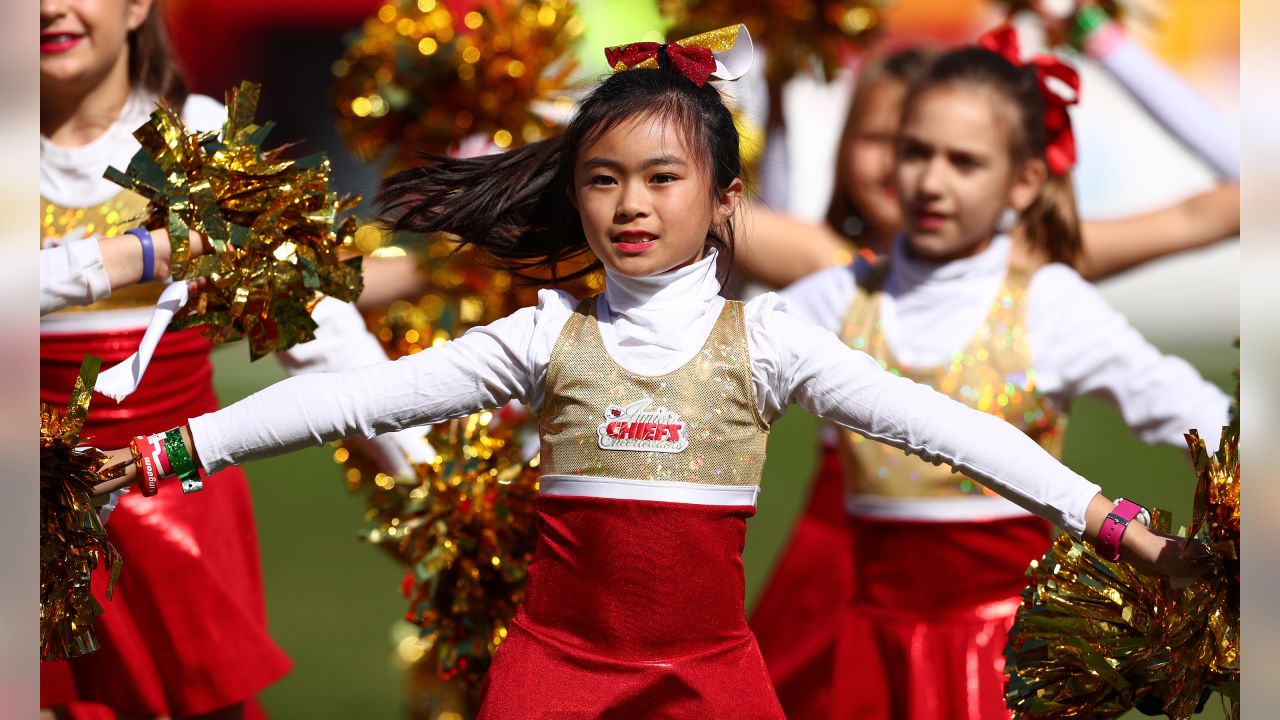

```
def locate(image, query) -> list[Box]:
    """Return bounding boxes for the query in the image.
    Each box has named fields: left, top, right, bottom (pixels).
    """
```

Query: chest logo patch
left=597, top=397, right=688, bottom=453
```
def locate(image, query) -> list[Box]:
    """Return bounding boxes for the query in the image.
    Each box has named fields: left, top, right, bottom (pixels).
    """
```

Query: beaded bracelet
left=163, top=427, right=204, bottom=494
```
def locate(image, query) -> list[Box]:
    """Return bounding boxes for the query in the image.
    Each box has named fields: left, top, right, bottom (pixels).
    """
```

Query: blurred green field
left=212, top=342, right=1235, bottom=720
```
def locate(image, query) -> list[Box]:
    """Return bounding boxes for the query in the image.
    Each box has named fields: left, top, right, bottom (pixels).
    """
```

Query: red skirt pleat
left=478, top=494, right=785, bottom=719
left=749, top=445, right=852, bottom=720
left=832, top=515, right=1052, bottom=720
left=40, top=327, right=291, bottom=717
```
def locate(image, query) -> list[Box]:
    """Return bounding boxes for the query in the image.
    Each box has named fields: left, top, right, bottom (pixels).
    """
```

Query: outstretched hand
left=92, top=447, right=139, bottom=497
left=1119, top=523, right=1215, bottom=579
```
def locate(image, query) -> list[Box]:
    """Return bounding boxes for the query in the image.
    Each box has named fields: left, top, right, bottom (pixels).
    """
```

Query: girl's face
left=572, top=114, right=742, bottom=278
left=841, top=76, right=908, bottom=238
left=895, top=84, right=1043, bottom=262
left=40, top=0, right=152, bottom=90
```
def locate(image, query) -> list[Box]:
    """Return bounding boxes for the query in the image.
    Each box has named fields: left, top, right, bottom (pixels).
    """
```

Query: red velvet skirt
left=40, top=327, right=291, bottom=718
left=478, top=494, right=785, bottom=719
left=749, top=444, right=852, bottom=720
left=832, top=515, right=1052, bottom=720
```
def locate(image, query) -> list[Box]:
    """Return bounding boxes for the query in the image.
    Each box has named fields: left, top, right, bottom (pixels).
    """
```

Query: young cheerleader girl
left=749, top=30, right=1238, bottom=717
left=93, top=28, right=1207, bottom=719
left=40, top=1, right=426, bottom=717
left=778, top=33, right=1231, bottom=719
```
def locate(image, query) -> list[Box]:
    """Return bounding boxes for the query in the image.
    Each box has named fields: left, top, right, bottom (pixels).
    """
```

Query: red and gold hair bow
left=604, top=24, right=753, bottom=88
left=978, top=24, right=1080, bottom=176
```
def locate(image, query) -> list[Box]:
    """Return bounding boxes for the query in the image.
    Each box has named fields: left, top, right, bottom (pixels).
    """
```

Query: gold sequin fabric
left=538, top=297, right=769, bottom=486
left=839, top=262, right=1067, bottom=499
left=41, top=191, right=164, bottom=312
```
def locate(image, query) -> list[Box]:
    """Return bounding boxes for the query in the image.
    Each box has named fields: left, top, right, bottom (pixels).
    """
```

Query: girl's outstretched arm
left=40, top=228, right=207, bottom=315
left=1074, top=183, right=1239, bottom=281
left=732, top=202, right=854, bottom=288
left=1083, top=19, right=1239, bottom=180
left=753, top=296, right=1205, bottom=575
left=95, top=289, right=576, bottom=490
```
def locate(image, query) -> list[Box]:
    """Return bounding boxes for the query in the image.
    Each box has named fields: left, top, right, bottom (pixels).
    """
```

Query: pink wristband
left=1096, top=498, right=1146, bottom=562
left=1083, top=22, right=1126, bottom=59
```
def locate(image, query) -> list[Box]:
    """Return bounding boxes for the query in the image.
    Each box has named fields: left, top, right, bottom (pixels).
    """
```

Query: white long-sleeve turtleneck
left=781, top=236, right=1231, bottom=450
left=191, top=247, right=1108, bottom=538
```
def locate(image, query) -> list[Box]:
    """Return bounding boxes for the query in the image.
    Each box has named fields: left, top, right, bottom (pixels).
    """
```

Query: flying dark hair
left=130, top=2, right=189, bottom=108
left=376, top=59, right=742, bottom=284
left=904, top=46, right=1082, bottom=266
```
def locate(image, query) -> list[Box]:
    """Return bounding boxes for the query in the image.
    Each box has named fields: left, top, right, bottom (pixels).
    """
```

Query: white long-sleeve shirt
left=1087, top=24, right=1239, bottom=180
left=190, top=249, right=1105, bottom=538
left=781, top=236, right=1230, bottom=453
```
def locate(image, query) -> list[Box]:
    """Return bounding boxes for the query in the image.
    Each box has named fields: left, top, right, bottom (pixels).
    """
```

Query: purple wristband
left=125, top=227, right=155, bottom=282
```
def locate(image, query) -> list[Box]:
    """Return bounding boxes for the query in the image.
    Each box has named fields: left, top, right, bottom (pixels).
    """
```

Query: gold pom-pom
left=660, top=0, right=890, bottom=85
left=332, top=0, right=584, bottom=168
left=1004, top=363, right=1240, bottom=719
left=106, top=81, right=364, bottom=360
left=40, top=356, right=126, bottom=660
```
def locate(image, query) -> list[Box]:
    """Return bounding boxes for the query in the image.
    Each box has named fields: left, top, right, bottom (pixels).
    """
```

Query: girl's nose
left=615, top=183, right=650, bottom=220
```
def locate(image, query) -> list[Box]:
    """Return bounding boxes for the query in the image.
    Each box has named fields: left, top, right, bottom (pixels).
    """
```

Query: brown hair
left=905, top=46, right=1082, bottom=265
left=825, top=47, right=934, bottom=241
left=377, top=61, right=742, bottom=284
left=129, top=2, right=188, bottom=108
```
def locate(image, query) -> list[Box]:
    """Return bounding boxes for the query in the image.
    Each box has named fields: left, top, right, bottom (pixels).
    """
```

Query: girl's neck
left=903, top=232, right=994, bottom=265
left=41, top=50, right=133, bottom=148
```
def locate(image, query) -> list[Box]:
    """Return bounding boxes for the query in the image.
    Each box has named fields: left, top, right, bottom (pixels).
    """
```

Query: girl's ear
left=1008, top=157, right=1048, bottom=213
left=715, top=178, right=745, bottom=223
left=126, top=0, right=156, bottom=32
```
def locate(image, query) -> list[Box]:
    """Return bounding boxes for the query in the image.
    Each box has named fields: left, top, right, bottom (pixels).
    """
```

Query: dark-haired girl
left=39, top=1, right=430, bottom=718
left=92, top=27, right=1207, bottom=719
left=780, top=28, right=1230, bottom=719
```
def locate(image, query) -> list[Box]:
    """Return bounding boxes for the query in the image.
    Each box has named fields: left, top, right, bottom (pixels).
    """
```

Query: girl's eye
left=951, top=154, right=980, bottom=171
left=900, top=141, right=929, bottom=160
left=590, top=175, right=617, bottom=186
left=651, top=173, right=678, bottom=184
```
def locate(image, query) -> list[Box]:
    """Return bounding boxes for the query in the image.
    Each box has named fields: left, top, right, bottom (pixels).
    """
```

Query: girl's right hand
left=92, top=447, right=139, bottom=497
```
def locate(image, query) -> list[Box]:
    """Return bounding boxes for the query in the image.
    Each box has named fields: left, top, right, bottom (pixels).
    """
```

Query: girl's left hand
left=92, top=447, right=139, bottom=497
left=1120, top=523, right=1214, bottom=578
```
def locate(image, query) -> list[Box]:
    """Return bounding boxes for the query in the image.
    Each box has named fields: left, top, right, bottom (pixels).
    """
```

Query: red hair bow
left=978, top=24, right=1080, bottom=176
left=604, top=25, right=752, bottom=89
left=605, top=42, right=717, bottom=87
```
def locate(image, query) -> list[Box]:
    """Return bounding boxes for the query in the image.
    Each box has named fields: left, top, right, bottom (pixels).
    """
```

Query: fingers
left=91, top=473, right=134, bottom=497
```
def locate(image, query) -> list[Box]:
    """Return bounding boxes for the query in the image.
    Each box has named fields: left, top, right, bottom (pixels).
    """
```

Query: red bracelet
left=130, top=435, right=161, bottom=497
left=1096, top=498, right=1147, bottom=562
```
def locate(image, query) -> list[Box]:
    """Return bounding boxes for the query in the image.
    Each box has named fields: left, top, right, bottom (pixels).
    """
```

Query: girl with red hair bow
left=776, top=29, right=1230, bottom=719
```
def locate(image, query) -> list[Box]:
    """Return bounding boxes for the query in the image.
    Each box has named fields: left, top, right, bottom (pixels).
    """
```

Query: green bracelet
left=1072, top=5, right=1111, bottom=48
left=164, top=428, right=204, bottom=494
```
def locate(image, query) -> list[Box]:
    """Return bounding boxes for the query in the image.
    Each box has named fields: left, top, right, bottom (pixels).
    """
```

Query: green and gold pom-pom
left=106, top=81, right=364, bottom=360
left=40, top=356, right=126, bottom=660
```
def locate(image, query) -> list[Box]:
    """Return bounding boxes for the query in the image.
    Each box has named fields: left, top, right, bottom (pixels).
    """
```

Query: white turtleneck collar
left=602, top=247, right=722, bottom=311
left=41, top=90, right=159, bottom=208
left=595, top=247, right=726, bottom=365
left=879, top=234, right=1012, bottom=368
left=886, top=233, right=1012, bottom=294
